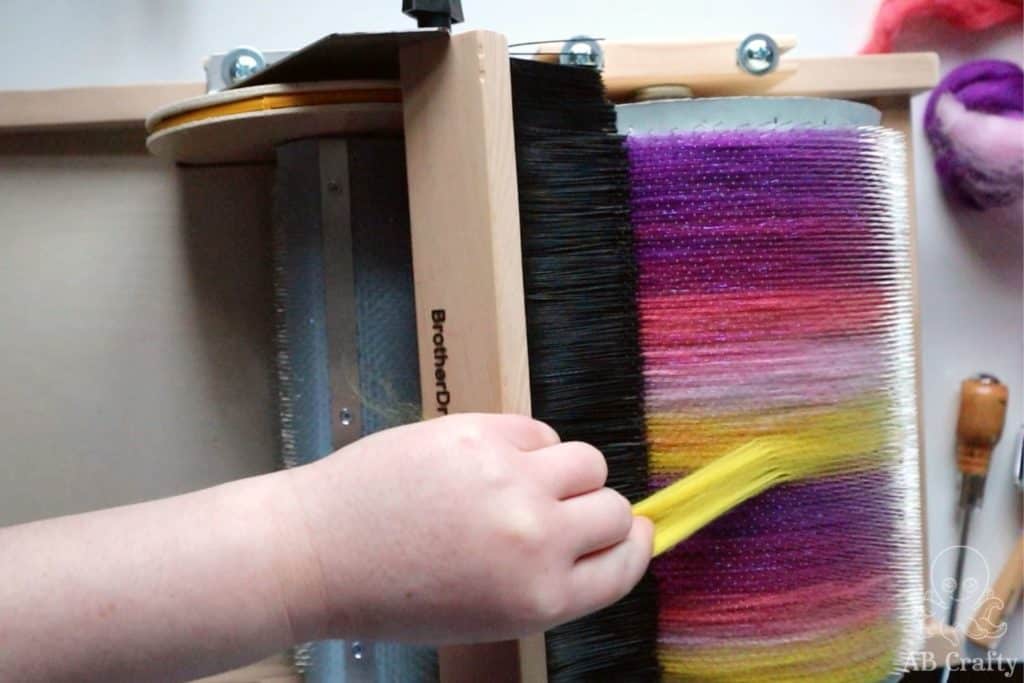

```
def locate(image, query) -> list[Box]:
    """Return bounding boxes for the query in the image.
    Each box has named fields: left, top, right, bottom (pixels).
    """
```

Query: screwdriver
left=948, top=373, right=1009, bottom=627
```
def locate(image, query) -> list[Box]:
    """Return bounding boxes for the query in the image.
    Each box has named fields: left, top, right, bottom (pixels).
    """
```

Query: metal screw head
left=737, top=33, right=779, bottom=76
left=351, top=641, right=364, bottom=660
left=560, top=36, right=604, bottom=70
left=222, top=46, right=266, bottom=86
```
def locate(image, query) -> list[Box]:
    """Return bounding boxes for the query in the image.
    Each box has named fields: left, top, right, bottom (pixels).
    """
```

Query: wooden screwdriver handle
left=966, top=536, right=1024, bottom=649
left=956, top=376, right=1009, bottom=477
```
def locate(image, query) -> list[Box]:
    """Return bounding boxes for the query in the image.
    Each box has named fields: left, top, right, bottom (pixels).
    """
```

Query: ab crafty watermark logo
left=910, top=650, right=1019, bottom=678
left=930, top=545, right=1006, bottom=646
left=902, top=545, right=1019, bottom=678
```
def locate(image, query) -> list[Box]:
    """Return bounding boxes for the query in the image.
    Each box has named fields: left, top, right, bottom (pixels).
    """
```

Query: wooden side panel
left=399, top=30, right=544, bottom=683
left=536, top=43, right=936, bottom=102
left=533, top=36, right=798, bottom=97
left=401, top=30, right=530, bottom=421
left=0, top=51, right=938, bottom=132
left=0, top=83, right=204, bottom=131
left=758, top=54, right=938, bottom=99
left=667, top=51, right=938, bottom=100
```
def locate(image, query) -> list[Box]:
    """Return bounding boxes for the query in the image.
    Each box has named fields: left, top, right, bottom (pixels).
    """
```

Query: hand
left=284, top=413, right=653, bottom=644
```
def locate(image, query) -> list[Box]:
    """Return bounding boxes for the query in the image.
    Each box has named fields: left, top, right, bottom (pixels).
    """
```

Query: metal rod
left=948, top=503, right=974, bottom=627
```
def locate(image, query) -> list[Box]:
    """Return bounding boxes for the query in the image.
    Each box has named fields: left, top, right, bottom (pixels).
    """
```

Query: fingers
left=527, top=441, right=607, bottom=499
left=559, top=487, right=632, bottom=557
left=465, top=413, right=561, bottom=451
left=565, top=516, right=653, bottom=620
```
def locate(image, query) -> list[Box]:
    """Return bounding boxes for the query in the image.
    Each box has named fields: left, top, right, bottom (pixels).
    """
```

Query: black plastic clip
left=402, top=0, right=464, bottom=29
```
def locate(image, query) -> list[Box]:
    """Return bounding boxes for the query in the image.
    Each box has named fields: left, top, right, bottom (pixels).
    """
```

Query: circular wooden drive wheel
left=146, top=80, right=402, bottom=165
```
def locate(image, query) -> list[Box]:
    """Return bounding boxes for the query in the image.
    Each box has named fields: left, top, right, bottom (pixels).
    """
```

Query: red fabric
left=861, top=0, right=1023, bottom=53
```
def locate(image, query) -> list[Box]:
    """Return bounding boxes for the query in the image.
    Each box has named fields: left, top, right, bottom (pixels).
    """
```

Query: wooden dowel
left=966, top=536, right=1024, bottom=649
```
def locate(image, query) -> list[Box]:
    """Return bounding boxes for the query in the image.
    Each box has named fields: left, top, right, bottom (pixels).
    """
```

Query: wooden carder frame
left=0, top=29, right=938, bottom=683
left=399, top=31, right=936, bottom=681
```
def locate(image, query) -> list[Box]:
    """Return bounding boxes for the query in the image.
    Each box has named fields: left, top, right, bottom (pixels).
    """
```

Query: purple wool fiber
left=649, top=473, right=902, bottom=595
left=631, top=127, right=922, bottom=674
left=924, top=59, right=1024, bottom=210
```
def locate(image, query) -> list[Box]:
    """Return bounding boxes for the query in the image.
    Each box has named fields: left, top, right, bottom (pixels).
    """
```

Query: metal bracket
left=272, top=138, right=374, bottom=680
left=318, top=140, right=365, bottom=449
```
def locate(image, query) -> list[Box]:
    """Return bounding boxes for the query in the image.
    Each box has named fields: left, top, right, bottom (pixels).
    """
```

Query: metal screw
left=351, top=641, right=364, bottom=660
left=339, top=408, right=352, bottom=426
left=560, top=36, right=604, bottom=70
left=736, top=34, right=779, bottom=76
left=326, top=180, right=341, bottom=193
left=222, top=46, right=266, bottom=86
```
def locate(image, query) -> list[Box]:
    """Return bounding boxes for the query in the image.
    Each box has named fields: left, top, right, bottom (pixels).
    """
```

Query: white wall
left=1, top=0, right=1021, bottom=662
